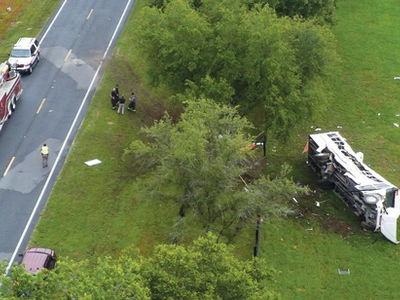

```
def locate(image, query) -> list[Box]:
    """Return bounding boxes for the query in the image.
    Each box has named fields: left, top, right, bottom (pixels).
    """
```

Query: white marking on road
left=40, top=0, right=69, bottom=42
left=5, top=0, right=135, bottom=276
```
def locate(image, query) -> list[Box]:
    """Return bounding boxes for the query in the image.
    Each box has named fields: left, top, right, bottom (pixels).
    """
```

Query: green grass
left=0, top=0, right=59, bottom=59
left=20, top=0, right=400, bottom=299
left=254, top=0, right=400, bottom=298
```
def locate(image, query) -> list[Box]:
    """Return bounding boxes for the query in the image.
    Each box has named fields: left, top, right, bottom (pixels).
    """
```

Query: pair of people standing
left=111, top=84, right=126, bottom=114
left=110, top=84, right=125, bottom=114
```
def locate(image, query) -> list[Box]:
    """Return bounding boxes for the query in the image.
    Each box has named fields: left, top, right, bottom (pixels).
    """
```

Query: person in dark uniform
left=117, top=94, right=126, bottom=114
left=115, top=84, right=119, bottom=98
left=128, top=92, right=136, bottom=111
left=110, top=87, right=118, bottom=109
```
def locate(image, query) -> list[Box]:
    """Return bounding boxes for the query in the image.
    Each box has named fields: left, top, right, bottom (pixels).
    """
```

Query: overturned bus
left=307, top=131, right=400, bottom=244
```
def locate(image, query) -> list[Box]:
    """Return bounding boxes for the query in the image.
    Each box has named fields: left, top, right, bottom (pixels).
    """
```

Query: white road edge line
left=5, top=0, right=134, bottom=276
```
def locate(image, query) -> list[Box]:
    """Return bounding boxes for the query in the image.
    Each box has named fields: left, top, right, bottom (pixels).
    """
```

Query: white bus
left=307, top=131, right=400, bottom=244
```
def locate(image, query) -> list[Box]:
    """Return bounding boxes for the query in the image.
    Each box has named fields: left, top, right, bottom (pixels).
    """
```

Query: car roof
left=13, top=38, right=37, bottom=49
left=21, top=247, right=55, bottom=274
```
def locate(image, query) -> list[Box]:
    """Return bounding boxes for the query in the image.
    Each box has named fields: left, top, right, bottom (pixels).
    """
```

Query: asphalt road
left=0, top=0, right=135, bottom=271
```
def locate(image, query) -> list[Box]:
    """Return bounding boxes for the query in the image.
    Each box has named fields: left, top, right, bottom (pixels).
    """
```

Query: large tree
left=133, top=0, right=338, bottom=140
left=0, top=234, right=278, bottom=299
left=124, top=99, right=308, bottom=238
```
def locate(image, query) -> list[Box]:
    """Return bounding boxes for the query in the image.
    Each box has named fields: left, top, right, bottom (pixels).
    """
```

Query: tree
left=142, top=232, right=279, bottom=299
left=246, top=0, right=337, bottom=25
left=132, top=0, right=338, bottom=140
left=124, top=99, right=308, bottom=238
left=0, top=254, right=150, bottom=299
left=0, top=234, right=278, bottom=299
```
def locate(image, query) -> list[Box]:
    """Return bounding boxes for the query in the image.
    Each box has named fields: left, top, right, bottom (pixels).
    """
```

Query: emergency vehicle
left=0, top=61, right=22, bottom=131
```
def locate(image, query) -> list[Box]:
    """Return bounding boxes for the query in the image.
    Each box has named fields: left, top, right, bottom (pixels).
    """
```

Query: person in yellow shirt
left=40, top=143, right=49, bottom=168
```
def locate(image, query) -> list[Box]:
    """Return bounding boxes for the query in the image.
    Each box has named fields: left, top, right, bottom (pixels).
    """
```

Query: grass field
left=5, top=0, right=400, bottom=299
left=261, top=0, right=400, bottom=298
left=0, top=0, right=59, bottom=58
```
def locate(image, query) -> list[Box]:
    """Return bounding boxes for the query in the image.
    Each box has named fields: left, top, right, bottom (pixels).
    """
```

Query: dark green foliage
left=133, top=0, right=338, bottom=140
left=124, top=99, right=308, bottom=238
left=246, top=0, right=337, bottom=25
left=0, top=234, right=278, bottom=299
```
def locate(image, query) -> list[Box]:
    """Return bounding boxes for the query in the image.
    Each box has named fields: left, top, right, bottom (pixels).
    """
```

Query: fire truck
left=0, top=61, right=22, bottom=131
left=307, top=131, right=400, bottom=244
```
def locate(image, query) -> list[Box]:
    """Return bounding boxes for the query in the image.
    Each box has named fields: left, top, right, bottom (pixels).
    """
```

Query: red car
left=20, top=247, right=57, bottom=275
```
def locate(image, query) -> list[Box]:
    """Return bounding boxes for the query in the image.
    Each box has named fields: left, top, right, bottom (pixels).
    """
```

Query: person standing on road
left=117, top=94, right=126, bottom=114
left=128, top=92, right=136, bottom=112
left=40, top=144, right=49, bottom=168
left=110, top=87, right=118, bottom=110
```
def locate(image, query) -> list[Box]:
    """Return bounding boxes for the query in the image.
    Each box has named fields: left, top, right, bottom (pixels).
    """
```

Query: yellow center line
left=64, top=49, right=72, bottom=62
left=3, top=156, right=15, bottom=177
left=36, top=98, right=46, bottom=114
left=87, top=9, right=93, bottom=20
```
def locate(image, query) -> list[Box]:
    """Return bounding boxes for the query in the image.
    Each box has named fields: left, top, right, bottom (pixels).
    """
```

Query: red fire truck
left=0, top=61, right=22, bottom=131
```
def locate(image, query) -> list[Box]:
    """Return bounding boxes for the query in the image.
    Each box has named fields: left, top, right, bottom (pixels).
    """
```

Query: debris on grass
left=315, top=199, right=330, bottom=207
left=338, top=269, right=350, bottom=275
left=394, top=123, right=399, bottom=128
left=85, top=159, right=102, bottom=166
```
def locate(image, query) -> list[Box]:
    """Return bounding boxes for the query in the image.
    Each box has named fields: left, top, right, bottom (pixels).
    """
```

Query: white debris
left=378, top=113, right=381, bottom=116
left=394, top=77, right=400, bottom=80
left=394, top=123, right=399, bottom=128
left=338, top=269, right=350, bottom=275
left=6, top=7, right=11, bottom=12
left=315, top=128, right=321, bottom=131
left=85, top=159, right=102, bottom=166
left=315, top=199, right=330, bottom=207
left=292, top=197, right=298, bottom=204
left=337, top=126, right=342, bottom=129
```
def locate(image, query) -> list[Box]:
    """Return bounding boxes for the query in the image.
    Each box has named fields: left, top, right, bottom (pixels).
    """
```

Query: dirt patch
left=321, top=219, right=354, bottom=235
left=114, top=48, right=183, bottom=125
left=294, top=189, right=372, bottom=239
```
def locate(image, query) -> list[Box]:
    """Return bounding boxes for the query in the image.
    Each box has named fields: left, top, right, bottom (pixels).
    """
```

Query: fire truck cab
left=0, top=61, right=22, bottom=131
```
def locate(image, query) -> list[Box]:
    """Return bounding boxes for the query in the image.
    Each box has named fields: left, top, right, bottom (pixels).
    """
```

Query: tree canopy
left=246, top=0, right=337, bottom=24
left=0, top=233, right=278, bottom=299
left=124, top=99, right=308, bottom=239
left=133, top=0, right=339, bottom=140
